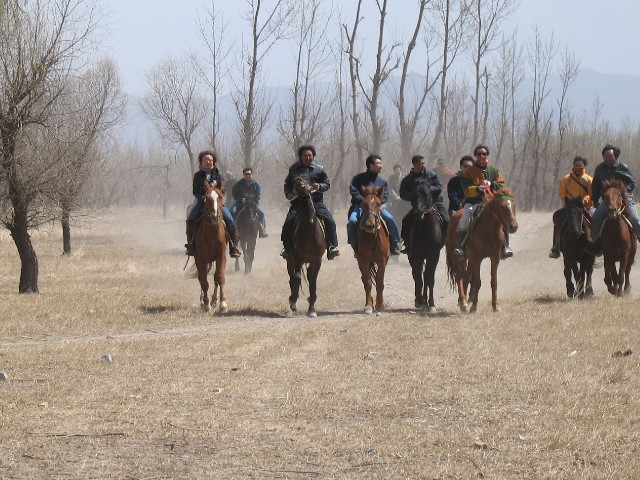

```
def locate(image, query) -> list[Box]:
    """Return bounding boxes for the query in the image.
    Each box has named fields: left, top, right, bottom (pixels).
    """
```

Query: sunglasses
left=476, top=152, right=489, bottom=157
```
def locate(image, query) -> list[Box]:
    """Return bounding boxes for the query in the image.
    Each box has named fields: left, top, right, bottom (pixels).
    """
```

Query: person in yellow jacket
left=549, top=156, right=593, bottom=258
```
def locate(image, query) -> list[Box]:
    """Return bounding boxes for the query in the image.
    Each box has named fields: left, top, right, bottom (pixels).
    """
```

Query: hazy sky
left=103, top=0, right=640, bottom=96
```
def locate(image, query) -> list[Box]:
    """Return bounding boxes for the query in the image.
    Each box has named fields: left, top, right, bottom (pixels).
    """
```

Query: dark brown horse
left=233, top=194, right=260, bottom=274
left=446, top=187, right=518, bottom=312
left=188, top=181, right=228, bottom=313
left=356, top=186, right=389, bottom=314
left=558, top=200, right=594, bottom=298
left=601, top=180, right=636, bottom=296
left=409, top=179, right=445, bottom=312
left=287, top=176, right=326, bottom=317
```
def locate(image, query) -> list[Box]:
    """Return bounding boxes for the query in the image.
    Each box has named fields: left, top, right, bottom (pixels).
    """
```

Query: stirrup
left=502, top=246, right=513, bottom=258
left=453, top=247, right=464, bottom=257
left=327, top=247, right=340, bottom=260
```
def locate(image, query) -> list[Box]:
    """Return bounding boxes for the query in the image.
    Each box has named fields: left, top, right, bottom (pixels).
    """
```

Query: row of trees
left=140, top=0, right=640, bottom=217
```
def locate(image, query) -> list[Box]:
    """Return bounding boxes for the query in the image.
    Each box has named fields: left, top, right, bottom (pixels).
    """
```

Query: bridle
left=360, top=197, right=382, bottom=232
left=493, top=195, right=515, bottom=229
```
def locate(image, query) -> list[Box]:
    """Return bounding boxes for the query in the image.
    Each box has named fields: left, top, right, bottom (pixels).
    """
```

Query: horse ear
left=375, top=186, right=384, bottom=198
left=220, top=186, right=226, bottom=195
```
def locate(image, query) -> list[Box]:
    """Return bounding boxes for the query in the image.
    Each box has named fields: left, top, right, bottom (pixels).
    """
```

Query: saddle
left=292, top=212, right=326, bottom=249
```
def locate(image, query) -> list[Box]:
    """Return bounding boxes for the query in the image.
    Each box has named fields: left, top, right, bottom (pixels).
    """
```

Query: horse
left=557, top=199, right=595, bottom=298
left=287, top=176, right=326, bottom=317
left=187, top=181, right=228, bottom=313
left=233, top=194, right=260, bottom=274
left=356, top=186, right=389, bottom=314
left=446, top=187, right=518, bottom=313
left=600, top=179, right=636, bottom=296
left=409, top=180, right=445, bottom=312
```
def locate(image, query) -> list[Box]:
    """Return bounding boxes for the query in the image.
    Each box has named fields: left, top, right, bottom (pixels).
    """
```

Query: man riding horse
left=399, top=154, right=449, bottom=255
left=230, top=167, right=268, bottom=238
left=453, top=144, right=513, bottom=258
left=185, top=150, right=241, bottom=258
left=347, top=154, right=402, bottom=257
left=584, top=144, right=640, bottom=256
left=549, top=156, right=593, bottom=259
left=281, top=145, right=340, bottom=260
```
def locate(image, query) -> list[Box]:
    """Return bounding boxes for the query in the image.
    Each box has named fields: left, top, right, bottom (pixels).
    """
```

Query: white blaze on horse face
left=211, top=190, right=219, bottom=212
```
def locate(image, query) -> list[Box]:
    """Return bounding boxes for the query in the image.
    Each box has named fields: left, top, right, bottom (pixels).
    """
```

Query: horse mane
left=602, top=179, right=629, bottom=209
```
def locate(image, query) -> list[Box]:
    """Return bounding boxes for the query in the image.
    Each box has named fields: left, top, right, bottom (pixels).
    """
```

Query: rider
left=399, top=154, right=449, bottom=255
left=230, top=167, right=268, bottom=238
left=433, top=158, right=455, bottom=193
left=347, top=154, right=402, bottom=257
left=584, top=144, right=640, bottom=256
left=185, top=150, right=241, bottom=258
left=548, top=156, right=593, bottom=259
left=453, top=144, right=513, bottom=258
left=281, top=145, right=340, bottom=260
left=447, top=155, right=474, bottom=217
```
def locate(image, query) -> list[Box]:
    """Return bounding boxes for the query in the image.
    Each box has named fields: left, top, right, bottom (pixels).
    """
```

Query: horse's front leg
left=468, top=260, right=482, bottom=313
left=287, top=258, right=301, bottom=312
left=490, top=255, right=501, bottom=312
left=374, top=259, right=387, bottom=313
left=306, top=259, right=322, bottom=318
left=215, top=256, right=228, bottom=313
left=196, top=260, right=210, bottom=312
left=624, top=255, right=633, bottom=295
left=563, top=258, right=576, bottom=298
left=358, top=259, right=374, bottom=314
left=424, top=252, right=440, bottom=313
left=583, top=261, right=595, bottom=298
left=411, top=257, right=426, bottom=309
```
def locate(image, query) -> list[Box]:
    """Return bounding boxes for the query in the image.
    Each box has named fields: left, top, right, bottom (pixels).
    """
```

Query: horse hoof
left=493, top=306, right=502, bottom=312
left=289, top=304, right=297, bottom=313
left=459, top=304, right=469, bottom=313
left=426, top=306, right=436, bottom=314
left=364, top=309, right=373, bottom=315
left=202, top=304, right=211, bottom=313
left=219, top=303, right=228, bottom=314
left=308, top=310, right=317, bottom=318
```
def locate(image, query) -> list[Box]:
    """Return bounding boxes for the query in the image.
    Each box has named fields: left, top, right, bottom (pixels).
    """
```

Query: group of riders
left=184, top=143, right=640, bottom=263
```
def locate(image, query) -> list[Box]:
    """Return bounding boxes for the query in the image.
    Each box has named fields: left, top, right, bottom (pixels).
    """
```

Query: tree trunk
left=61, top=207, right=72, bottom=255
left=10, top=211, right=39, bottom=293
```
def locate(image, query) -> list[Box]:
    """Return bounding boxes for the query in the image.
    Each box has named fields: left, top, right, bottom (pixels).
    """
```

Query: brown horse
left=356, top=186, right=389, bottom=314
left=287, top=176, right=326, bottom=317
left=188, top=181, right=228, bottom=313
left=446, top=187, right=518, bottom=312
left=600, top=179, right=636, bottom=296
left=409, top=179, right=445, bottom=312
left=558, top=200, right=594, bottom=298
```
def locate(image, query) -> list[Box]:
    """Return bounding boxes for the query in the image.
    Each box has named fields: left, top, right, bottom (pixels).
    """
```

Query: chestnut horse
left=409, top=179, right=445, bottom=312
left=287, top=176, right=326, bottom=317
left=446, top=187, right=518, bottom=312
left=188, top=181, right=228, bottom=313
left=600, top=179, right=636, bottom=296
left=558, top=200, right=594, bottom=298
left=356, top=186, right=389, bottom=314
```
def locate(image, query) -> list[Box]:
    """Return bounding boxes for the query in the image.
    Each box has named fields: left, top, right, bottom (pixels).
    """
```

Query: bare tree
left=141, top=54, right=209, bottom=174
left=428, top=0, right=468, bottom=157
left=233, top=0, right=296, bottom=169
left=52, top=59, right=125, bottom=254
left=343, top=0, right=365, bottom=163
left=197, top=0, right=231, bottom=152
left=278, top=0, right=332, bottom=153
left=466, top=0, right=516, bottom=148
left=0, top=0, right=103, bottom=293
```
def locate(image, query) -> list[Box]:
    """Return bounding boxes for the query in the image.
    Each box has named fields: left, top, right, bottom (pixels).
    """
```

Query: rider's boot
left=227, top=224, right=241, bottom=258
left=390, top=242, right=401, bottom=256
left=549, top=224, right=560, bottom=259
left=502, top=228, right=514, bottom=258
left=259, top=224, right=269, bottom=238
left=327, top=245, right=340, bottom=260
left=185, top=219, right=195, bottom=256
left=584, top=239, right=602, bottom=257
left=453, top=230, right=466, bottom=257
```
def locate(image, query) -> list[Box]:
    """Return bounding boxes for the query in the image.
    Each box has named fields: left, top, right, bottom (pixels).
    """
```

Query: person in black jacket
left=447, top=155, right=474, bottom=216
left=347, top=154, right=401, bottom=256
left=399, top=154, right=449, bottom=254
left=230, top=167, right=268, bottom=237
left=585, top=144, right=640, bottom=255
left=185, top=150, right=241, bottom=257
left=281, top=145, right=340, bottom=260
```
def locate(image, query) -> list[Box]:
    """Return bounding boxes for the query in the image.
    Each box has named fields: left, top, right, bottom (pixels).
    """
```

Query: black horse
left=409, top=180, right=445, bottom=311
left=233, top=194, right=261, bottom=274
left=557, top=200, right=595, bottom=298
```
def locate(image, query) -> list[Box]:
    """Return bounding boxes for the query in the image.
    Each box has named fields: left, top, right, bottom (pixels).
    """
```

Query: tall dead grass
left=0, top=208, right=638, bottom=479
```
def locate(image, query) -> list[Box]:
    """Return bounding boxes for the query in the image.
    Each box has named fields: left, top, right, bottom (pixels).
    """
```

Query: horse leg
left=307, top=260, right=321, bottom=318
left=374, top=260, right=386, bottom=312
left=468, top=263, right=482, bottom=313
left=196, top=260, right=210, bottom=312
left=456, top=257, right=470, bottom=312
left=583, top=262, right=595, bottom=298
left=246, top=236, right=257, bottom=274
left=235, top=257, right=240, bottom=272
left=564, top=259, right=576, bottom=298
left=411, top=258, right=426, bottom=309
left=490, top=256, right=501, bottom=312
left=287, top=259, right=301, bottom=312
left=575, top=262, right=585, bottom=299
left=216, top=256, right=228, bottom=313
left=604, top=258, right=616, bottom=295
left=624, top=254, right=633, bottom=295
left=425, top=253, right=439, bottom=313
left=359, top=259, right=374, bottom=314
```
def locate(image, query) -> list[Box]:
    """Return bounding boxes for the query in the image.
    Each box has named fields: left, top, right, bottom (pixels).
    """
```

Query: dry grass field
left=0, top=207, right=639, bottom=479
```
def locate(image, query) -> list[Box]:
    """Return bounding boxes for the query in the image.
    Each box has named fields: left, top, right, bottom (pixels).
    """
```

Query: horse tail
left=369, top=262, right=378, bottom=287
left=445, top=250, right=460, bottom=291
left=184, top=260, right=213, bottom=279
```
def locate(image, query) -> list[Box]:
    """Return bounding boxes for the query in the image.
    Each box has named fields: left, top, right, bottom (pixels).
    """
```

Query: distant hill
left=120, top=68, right=640, bottom=146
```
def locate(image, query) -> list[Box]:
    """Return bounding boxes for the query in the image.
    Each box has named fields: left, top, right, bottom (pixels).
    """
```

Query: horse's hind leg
left=374, top=261, right=386, bottom=312
left=564, top=259, right=576, bottom=298
left=359, top=261, right=374, bottom=314
left=307, top=260, right=321, bottom=318
left=197, top=261, right=210, bottom=312
left=424, top=255, right=439, bottom=313
left=411, top=259, right=426, bottom=308
left=287, top=259, right=301, bottom=312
